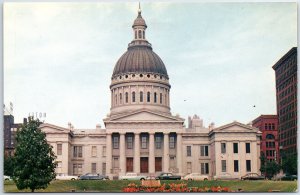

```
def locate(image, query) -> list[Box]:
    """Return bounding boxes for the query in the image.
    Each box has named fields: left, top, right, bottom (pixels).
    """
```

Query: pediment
left=212, top=121, right=258, bottom=133
left=40, top=123, right=71, bottom=134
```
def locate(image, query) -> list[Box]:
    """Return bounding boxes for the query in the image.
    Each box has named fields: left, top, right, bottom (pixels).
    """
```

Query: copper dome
left=112, top=46, right=168, bottom=78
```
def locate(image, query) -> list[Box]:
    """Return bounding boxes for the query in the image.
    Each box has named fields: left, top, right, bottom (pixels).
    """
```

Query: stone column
left=176, top=133, right=183, bottom=174
left=163, top=133, right=169, bottom=172
left=149, top=132, right=155, bottom=174
left=119, top=133, right=126, bottom=175
left=106, top=133, right=112, bottom=178
left=134, top=132, right=140, bottom=173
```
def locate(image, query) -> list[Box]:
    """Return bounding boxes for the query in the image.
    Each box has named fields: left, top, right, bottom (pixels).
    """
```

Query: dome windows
left=147, top=92, right=150, bottom=102
left=140, top=74, right=143, bottom=78
left=140, top=91, right=143, bottom=102
left=154, top=92, right=157, bottom=103
left=125, top=75, right=128, bottom=78
left=147, top=74, right=150, bottom=78
left=125, top=92, right=129, bottom=103
left=120, top=93, right=122, bottom=104
left=132, top=74, right=135, bottom=78
left=132, top=92, right=136, bottom=102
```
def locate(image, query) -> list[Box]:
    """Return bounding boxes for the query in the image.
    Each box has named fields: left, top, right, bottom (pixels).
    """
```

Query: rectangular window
left=73, top=146, right=83, bottom=158
left=127, top=136, right=133, bottom=149
left=102, top=163, right=106, bottom=175
left=141, top=136, right=147, bottom=149
left=221, top=160, right=226, bottom=172
left=187, top=146, right=191, bottom=157
left=246, top=143, right=250, bottom=153
left=201, top=163, right=209, bottom=174
left=200, top=145, right=209, bottom=156
left=233, top=143, right=238, bottom=153
left=187, top=162, right=192, bottom=173
left=57, top=161, right=62, bottom=168
left=234, top=160, right=239, bottom=172
left=91, top=163, right=97, bottom=174
left=170, top=156, right=176, bottom=168
left=91, top=146, right=97, bottom=157
left=113, top=136, right=119, bottom=149
left=57, top=144, right=62, bottom=155
left=113, top=157, right=119, bottom=169
left=73, top=164, right=83, bottom=175
left=160, top=93, right=162, bottom=104
left=221, top=143, right=226, bottom=153
left=155, top=136, right=162, bottom=149
left=169, top=136, right=175, bottom=149
left=102, top=146, right=106, bottom=156
left=246, top=160, right=251, bottom=172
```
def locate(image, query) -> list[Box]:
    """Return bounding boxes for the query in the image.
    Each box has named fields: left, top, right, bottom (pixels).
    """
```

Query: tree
left=259, top=152, right=266, bottom=174
left=4, top=155, right=14, bottom=176
left=12, top=117, right=56, bottom=192
left=265, top=161, right=280, bottom=178
left=281, top=155, right=297, bottom=175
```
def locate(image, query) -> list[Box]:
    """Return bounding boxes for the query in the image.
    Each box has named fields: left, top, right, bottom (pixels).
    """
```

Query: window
left=265, top=123, right=268, bottom=130
left=246, top=143, right=250, bottom=153
left=200, top=145, right=209, bottom=156
left=113, top=136, right=119, bottom=149
left=187, top=146, right=191, bottom=157
left=155, top=136, right=162, bottom=149
left=102, top=146, right=106, bottom=156
left=141, top=135, right=147, bottom=149
left=113, top=157, right=119, bottom=169
left=187, top=162, right=192, bottom=173
left=125, top=92, right=128, bottom=103
left=57, top=144, right=62, bottom=155
left=147, top=92, right=150, bottom=102
left=135, top=31, right=137, bottom=39
left=143, top=31, right=145, bottom=39
left=154, top=92, right=157, bottom=103
left=271, top=123, right=275, bottom=130
left=140, top=91, right=143, bottom=102
left=127, top=136, right=133, bottom=149
left=57, top=161, right=62, bottom=168
left=221, top=143, right=226, bottom=153
left=246, top=160, right=251, bottom=172
left=201, top=163, right=209, bottom=174
left=234, top=160, right=239, bottom=172
left=73, top=146, right=82, bottom=158
left=169, top=136, right=175, bottom=149
left=73, top=164, right=82, bottom=175
left=266, top=134, right=275, bottom=139
left=115, top=94, right=117, bottom=105
left=91, top=146, right=97, bottom=157
left=102, top=163, right=106, bottom=175
left=233, top=143, right=238, bottom=153
left=138, top=30, right=142, bottom=39
left=119, top=93, right=122, bottom=104
left=221, top=160, right=226, bottom=172
left=160, top=93, right=162, bottom=104
left=132, top=92, right=136, bottom=102
left=91, top=163, right=97, bottom=174
left=170, top=156, right=176, bottom=168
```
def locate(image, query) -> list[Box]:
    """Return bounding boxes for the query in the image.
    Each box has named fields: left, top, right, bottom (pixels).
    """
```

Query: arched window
left=119, top=93, right=122, bottom=104
left=115, top=94, right=118, bottom=105
left=135, top=31, right=137, bottom=39
left=160, top=93, right=162, bottom=104
left=138, top=30, right=142, bottom=39
left=143, top=31, right=145, bottom=39
left=165, top=94, right=167, bottom=105
left=266, top=134, right=275, bottom=140
left=147, top=92, right=150, bottom=102
left=140, top=91, right=143, bottom=102
left=154, top=92, right=157, bottom=103
left=125, top=92, right=128, bottom=103
left=132, top=92, right=135, bottom=103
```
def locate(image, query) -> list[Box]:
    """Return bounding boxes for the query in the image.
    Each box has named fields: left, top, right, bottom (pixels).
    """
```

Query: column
left=106, top=133, right=112, bottom=177
left=163, top=133, right=169, bottom=172
left=119, top=133, right=126, bottom=175
left=176, top=133, right=183, bottom=174
left=149, top=132, right=155, bottom=174
left=134, top=132, right=140, bottom=173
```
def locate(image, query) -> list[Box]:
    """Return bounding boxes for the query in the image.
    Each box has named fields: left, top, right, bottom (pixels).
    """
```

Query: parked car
left=55, top=173, right=78, bottom=180
left=4, top=175, right=12, bottom=181
left=145, top=176, right=157, bottom=180
left=241, top=173, right=265, bottom=180
left=79, top=173, right=108, bottom=180
left=213, top=173, right=239, bottom=180
left=183, top=173, right=209, bottom=181
left=281, top=175, right=297, bottom=181
left=119, top=173, right=147, bottom=180
left=156, top=173, right=181, bottom=180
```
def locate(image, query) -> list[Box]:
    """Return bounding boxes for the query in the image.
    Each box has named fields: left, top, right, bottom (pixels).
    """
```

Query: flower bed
left=122, top=183, right=231, bottom=192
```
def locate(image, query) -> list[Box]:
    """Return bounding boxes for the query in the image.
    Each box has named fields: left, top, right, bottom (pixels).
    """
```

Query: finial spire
left=138, top=2, right=141, bottom=14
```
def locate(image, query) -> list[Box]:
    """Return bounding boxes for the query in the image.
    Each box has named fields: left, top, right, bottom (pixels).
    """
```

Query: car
left=4, top=175, right=12, bottom=181
left=79, top=173, right=108, bottom=180
left=214, top=173, right=239, bottom=180
left=281, top=175, right=297, bottom=181
left=241, top=173, right=265, bottom=180
left=55, top=173, right=78, bottom=180
left=145, top=176, right=157, bottom=180
left=156, top=173, right=181, bottom=180
left=183, top=173, right=209, bottom=181
left=119, top=173, right=147, bottom=180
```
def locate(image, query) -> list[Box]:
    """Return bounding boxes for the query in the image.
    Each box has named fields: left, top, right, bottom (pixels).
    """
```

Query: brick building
left=252, top=115, right=279, bottom=162
left=272, top=47, right=297, bottom=157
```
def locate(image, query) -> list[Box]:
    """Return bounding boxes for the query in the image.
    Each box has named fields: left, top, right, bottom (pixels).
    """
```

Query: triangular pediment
left=40, top=123, right=71, bottom=134
left=212, top=121, right=259, bottom=133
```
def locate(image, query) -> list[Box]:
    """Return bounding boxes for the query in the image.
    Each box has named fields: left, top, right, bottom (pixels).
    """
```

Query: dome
left=112, top=46, right=168, bottom=78
left=132, top=13, right=147, bottom=28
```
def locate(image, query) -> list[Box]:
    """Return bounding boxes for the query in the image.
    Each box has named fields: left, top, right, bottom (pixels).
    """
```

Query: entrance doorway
left=126, top=158, right=133, bottom=172
left=155, top=157, right=162, bottom=172
left=140, top=157, right=148, bottom=173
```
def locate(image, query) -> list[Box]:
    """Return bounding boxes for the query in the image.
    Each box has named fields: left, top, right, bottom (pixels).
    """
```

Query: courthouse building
left=40, top=7, right=262, bottom=179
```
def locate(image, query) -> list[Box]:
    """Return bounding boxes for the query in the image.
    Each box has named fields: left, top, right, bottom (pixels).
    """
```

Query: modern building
left=252, top=115, right=279, bottom=162
left=39, top=7, right=262, bottom=179
left=272, top=47, right=297, bottom=157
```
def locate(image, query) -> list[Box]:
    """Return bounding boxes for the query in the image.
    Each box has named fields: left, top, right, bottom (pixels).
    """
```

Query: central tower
left=109, top=6, right=171, bottom=117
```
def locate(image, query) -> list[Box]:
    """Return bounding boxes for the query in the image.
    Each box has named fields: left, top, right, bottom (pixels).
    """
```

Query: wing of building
left=39, top=6, right=262, bottom=180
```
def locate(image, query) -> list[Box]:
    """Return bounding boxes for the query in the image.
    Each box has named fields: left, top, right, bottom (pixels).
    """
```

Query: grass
left=4, top=180, right=298, bottom=192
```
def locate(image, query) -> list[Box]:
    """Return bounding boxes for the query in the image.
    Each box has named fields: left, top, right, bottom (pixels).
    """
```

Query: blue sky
left=4, top=2, right=297, bottom=129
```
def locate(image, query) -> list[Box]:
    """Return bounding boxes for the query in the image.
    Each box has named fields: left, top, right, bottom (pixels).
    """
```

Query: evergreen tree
left=4, top=155, right=14, bottom=176
left=12, top=117, right=56, bottom=192
left=282, top=155, right=297, bottom=175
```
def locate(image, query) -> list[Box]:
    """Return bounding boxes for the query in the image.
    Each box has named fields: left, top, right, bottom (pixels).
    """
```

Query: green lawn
left=4, top=180, right=298, bottom=192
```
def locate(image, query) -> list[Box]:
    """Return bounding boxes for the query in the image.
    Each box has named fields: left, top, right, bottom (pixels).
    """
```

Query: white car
left=119, top=173, right=147, bottom=180
left=4, top=175, right=12, bottom=181
left=55, top=173, right=78, bottom=180
left=214, top=173, right=239, bottom=180
left=183, top=173, right=209, bottom=181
